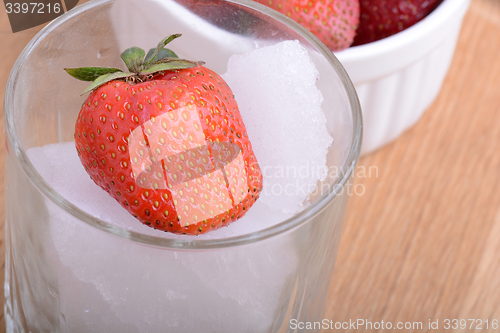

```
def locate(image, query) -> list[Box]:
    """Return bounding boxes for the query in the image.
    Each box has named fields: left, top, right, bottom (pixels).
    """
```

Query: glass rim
left=4, top=0, right=363, bottom=250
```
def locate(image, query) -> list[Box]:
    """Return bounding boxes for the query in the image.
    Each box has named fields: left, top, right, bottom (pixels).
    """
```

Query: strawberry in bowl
left=254, top=0, right=360, bottom=51
left=353, top=0, right=444, bottom=45
left=65, top=34, right=263, bottom=235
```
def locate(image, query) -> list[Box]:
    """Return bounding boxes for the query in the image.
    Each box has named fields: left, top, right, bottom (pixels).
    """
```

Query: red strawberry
left=65, top=34, right=263, bottom=235
left=254, top=0, right=360, bottom=51
left=353, top=0, right=444, bottom=46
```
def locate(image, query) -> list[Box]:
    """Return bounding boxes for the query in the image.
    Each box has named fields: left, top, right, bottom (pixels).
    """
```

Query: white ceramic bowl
left=335, top=0, right=471, bottom=155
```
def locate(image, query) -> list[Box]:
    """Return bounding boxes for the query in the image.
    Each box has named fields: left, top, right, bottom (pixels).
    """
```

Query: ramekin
left=335, top=0, right=471, bottom=155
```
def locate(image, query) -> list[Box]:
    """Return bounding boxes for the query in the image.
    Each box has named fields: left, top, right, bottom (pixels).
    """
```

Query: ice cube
left=222, top=40, right=333, bottom=214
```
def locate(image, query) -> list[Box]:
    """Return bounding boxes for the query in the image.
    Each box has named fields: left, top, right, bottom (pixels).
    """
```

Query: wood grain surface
left=0, top=0, right=499, bottom=332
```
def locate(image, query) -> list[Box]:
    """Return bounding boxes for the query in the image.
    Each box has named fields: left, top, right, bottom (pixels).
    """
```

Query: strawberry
left=254, top=0, right=360, bottom=51
left=65, top=34, right=263, bottom=235
left=353, top=0, right=444, bottom=46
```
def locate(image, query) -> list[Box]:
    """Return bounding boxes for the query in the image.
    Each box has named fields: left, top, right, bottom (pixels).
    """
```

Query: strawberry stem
left=65, top=34, right=203, bottom=94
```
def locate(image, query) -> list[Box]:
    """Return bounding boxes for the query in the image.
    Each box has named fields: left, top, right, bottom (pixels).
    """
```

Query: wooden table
left=0, top=0, right=499, bottom=331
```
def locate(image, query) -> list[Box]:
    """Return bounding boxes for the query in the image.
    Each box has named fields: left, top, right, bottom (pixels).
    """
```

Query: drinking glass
left=4, top=0, right=362, bottom=332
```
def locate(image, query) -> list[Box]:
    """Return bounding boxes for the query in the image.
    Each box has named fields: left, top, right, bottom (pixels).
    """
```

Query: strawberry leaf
left=121, top=47, right=145, bottom=73
left=144, top=48, right=178, bottom=64
left=139, top=59, right=203, bottom=75
left=143, top=34, right=181, bottom=66
left=81, top=71, right=135, bottom=95
left=66, top=34, right=204, bottom=94
left=64, top=67, right=123, bottom=81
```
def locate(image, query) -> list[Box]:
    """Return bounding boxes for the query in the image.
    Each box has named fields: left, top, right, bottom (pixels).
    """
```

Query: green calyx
left=64, top=34, right=204, bottom=94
